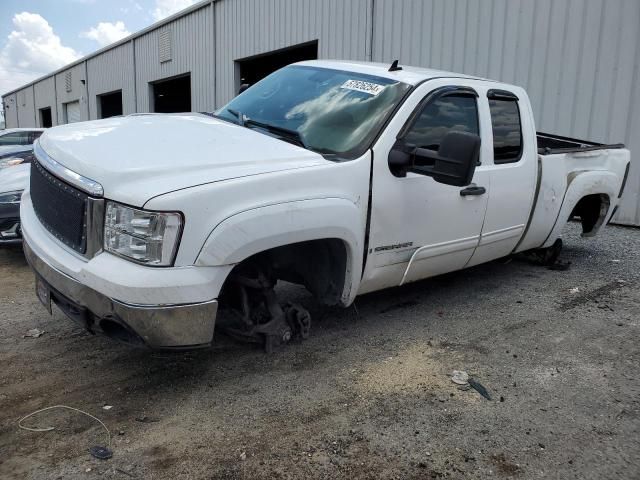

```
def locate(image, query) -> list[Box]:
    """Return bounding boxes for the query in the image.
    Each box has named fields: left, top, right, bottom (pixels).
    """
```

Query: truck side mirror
left=388, top=131, right=480, bottom=187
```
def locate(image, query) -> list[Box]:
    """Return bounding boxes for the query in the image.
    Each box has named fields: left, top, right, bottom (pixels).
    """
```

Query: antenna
left=388, top=60, right=403, bottom=72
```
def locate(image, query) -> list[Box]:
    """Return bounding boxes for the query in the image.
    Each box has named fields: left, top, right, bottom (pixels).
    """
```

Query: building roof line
left=2, top=0, right=216, bottom=98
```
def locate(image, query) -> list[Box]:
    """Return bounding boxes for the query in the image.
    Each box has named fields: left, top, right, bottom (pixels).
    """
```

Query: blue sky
left=0, top=0, right=158, bottom=56
left=0, top=0, right=199, bottom=119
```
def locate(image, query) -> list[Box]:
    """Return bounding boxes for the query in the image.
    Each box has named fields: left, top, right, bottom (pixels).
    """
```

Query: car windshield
left=216, top=65, right=412, bottom=159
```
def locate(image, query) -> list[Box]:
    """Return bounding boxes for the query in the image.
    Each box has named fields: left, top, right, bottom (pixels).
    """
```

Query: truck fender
left=195, top=198, right=364, bottom=304
left=542, top=170, right=618, bottom=248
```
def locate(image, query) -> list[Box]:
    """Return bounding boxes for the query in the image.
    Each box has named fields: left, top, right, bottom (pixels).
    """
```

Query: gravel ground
left=0, top=223, right=639, bottom=479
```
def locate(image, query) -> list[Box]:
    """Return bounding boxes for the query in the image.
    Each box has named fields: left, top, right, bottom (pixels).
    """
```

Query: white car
left=21, top=60, right=630, bottom=351
left=0, top=162, right=29, bottom=244
left=0, top=128, right=44, bottom=146
left=0, top=145, right=35, bottom=244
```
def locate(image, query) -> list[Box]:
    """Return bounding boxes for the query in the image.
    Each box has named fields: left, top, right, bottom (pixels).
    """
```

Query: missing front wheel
left=219, top=272, right=312, bottom=353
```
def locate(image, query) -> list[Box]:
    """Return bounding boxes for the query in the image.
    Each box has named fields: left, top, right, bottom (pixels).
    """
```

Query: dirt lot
left=1, top=223, right=639, bottom=479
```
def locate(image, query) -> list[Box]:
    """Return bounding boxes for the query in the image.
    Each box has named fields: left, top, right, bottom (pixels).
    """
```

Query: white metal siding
left=87, top=42, right=136, bottom=117
left=134, top=4, right=215, bottom=112
left=214, top=0, right=372, bottom=105
left=34, top=77, right=57, bottom=127
left=16, top=87, right=35, bottom=127
left=64, top=101, right=81, bottom=123
left=3, top=93, right=18, bottom=128
left=55, top=63, right=88, bottom=124
left=371, top=0, right=640, bottom=225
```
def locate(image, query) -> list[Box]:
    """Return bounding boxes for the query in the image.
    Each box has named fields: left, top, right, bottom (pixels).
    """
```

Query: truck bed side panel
left=516, top=149, right=630, bottom=252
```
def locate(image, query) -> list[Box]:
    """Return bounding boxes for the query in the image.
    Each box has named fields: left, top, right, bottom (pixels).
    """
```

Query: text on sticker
left=341, top=80, right=386, bottom=96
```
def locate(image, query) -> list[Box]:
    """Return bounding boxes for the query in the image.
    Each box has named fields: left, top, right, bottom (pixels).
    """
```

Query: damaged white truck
left=21, top=60, right=630, bottom=351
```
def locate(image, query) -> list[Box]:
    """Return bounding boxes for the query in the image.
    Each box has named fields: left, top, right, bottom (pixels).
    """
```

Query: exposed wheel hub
left=219, top=272, right=312, bottom=353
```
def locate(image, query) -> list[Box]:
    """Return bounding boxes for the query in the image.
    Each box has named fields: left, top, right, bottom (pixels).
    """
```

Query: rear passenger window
left=489, top=98, right=522, bottom=163
left=404, top=94, right=479, bottom=151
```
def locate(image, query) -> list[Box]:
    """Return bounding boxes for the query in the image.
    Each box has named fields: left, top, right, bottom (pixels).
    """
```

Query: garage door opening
left=151, top=74, right=191, bottom=113
left=236, top=40, right=318, bottom=91
left=63, top=101, right=81, bottom=123
left=98, top=90, right=123, bottom=118
left=39, top=107, right=52, bottom=128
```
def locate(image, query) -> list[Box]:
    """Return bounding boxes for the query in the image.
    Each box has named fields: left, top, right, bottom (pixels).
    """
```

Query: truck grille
left=30, top=160, right=88, bottom=254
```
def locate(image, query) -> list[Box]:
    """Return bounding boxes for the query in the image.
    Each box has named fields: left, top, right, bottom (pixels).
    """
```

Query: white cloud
left=152, top=0, right=198, bottom=21
left=121, top=1, right=144, bottom=14
left=81, top=21, right=131, bottom=47
left=0, top=12, right=81, bottom=95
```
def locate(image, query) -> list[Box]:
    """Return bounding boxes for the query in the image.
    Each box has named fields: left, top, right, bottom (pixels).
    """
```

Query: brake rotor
left=284, top=303, right=311, bottom=340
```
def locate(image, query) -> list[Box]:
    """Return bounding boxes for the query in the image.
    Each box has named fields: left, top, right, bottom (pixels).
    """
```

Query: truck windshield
left=216, top=65, right=412, bottom=159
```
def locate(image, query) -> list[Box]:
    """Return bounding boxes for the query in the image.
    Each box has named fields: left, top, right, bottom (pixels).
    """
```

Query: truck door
left=466, top=89, right=537, bottom=266
left=359, top=80, right=492, bottom=294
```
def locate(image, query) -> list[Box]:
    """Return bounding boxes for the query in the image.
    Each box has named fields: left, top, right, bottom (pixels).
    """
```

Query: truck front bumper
left=24, top=240, right=218, bottom=349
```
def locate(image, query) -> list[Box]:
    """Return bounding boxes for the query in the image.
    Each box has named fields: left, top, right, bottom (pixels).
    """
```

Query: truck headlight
left=104, top=201, right=183, bottom=266
left=0, top=190, right=23, bottom=205
left=0, top=151, right=34, bottom=169
left=0, top=157, right=26, bottom=168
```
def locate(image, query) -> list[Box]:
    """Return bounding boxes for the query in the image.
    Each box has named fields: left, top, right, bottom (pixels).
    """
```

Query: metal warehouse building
left=2, top=0, right=640, bottom=224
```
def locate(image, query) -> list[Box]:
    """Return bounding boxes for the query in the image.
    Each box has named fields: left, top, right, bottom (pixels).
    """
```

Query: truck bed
left=517, top=141, right=630, bottom=253
left=537, top=132, right=625, bottom=155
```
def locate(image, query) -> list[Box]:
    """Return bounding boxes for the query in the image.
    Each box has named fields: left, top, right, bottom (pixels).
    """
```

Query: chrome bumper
left=24, top=240, right=218, bottom=349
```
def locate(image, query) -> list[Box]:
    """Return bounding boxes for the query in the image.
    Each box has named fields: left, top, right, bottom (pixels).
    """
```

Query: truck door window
left=403, top=94, right=479, bottom=152
left=488, top=97, right=523, bottom=164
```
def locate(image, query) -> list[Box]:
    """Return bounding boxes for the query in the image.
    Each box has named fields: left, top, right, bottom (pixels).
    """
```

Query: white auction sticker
left=340, top=79, right=386, bottom=96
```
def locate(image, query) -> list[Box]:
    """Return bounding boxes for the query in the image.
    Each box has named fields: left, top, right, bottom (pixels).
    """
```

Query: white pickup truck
left=21, top=60, right=630, bottom=351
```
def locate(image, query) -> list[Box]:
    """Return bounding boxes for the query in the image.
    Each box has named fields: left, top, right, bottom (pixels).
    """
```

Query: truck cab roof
left=295, top=59, right=490, bottom=86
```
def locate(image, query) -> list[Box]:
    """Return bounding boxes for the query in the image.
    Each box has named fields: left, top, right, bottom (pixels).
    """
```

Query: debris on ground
left=114, top=467, right=137, bottom=478
left=468, top=378, right=492, bottom=400
left=450, top=370, right=469, bottom=385
left=569, top=287, right=580, bottom=294
left=135, top=415, right=159, bottom=423
left=102, top=405, right=113, bottom=410
left=89, top=445, right=113, bottom=460
left=23, top=328, right=45, bottom=338
left=517, top=239, right=564, bottom=267
left=18, top=405, right=112, bottom=460
left=548, top=260, right=571, bottom=271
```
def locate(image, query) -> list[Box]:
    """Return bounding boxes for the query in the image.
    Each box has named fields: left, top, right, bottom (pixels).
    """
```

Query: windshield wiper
left=226, top=108, right=245, bottom=126
left=226, top=109, right=307, bottom=149
left=245, top=118, right=307, bottom=149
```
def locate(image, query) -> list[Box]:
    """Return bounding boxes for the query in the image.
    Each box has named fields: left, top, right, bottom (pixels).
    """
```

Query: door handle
left=460, top=185, right=486, bottom=196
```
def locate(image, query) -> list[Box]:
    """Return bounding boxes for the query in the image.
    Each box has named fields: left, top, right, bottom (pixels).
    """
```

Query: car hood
left=0, top=163, right=30, bottom=193
left=38, top=113, right=327, bottom=206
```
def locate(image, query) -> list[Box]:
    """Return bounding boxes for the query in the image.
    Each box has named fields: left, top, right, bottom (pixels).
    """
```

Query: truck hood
left=0, top=163, right=30, bottom=193
left=38, top=113, right=327, bottom=206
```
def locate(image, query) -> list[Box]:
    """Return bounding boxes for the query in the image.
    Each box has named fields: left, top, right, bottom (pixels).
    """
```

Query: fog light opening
left=99, top=318, right=146, bottom=346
